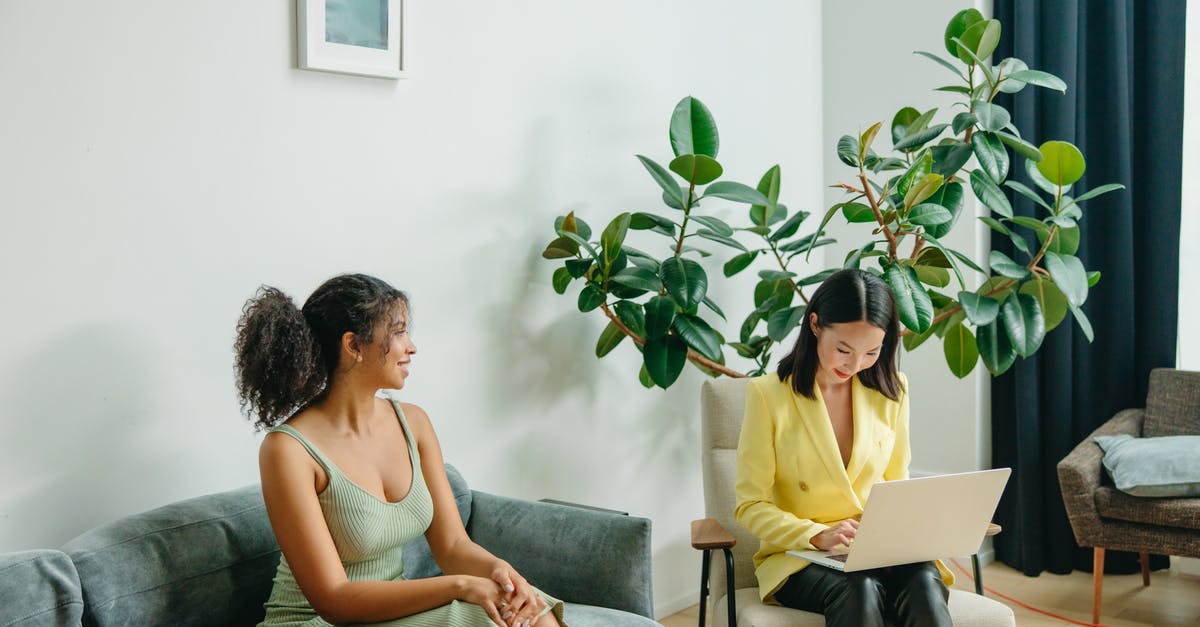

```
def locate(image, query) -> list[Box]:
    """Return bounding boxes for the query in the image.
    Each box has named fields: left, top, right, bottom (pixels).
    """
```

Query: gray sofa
left=0, top=465, right=656, bottom=627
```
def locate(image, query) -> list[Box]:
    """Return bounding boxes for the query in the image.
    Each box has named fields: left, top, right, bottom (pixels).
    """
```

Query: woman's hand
left=455, top=575, right=508, bottom=626
left=810, top=518, right=859, bottom=551
left=491, top=564, right=547, bottom=627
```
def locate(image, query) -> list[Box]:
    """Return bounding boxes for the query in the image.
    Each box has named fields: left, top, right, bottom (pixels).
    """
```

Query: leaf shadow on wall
left=1, top=321, right=176, bottom=550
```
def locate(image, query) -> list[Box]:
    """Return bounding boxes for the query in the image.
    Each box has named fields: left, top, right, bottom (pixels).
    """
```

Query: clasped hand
left=811, top=518, right=859, bottom=551
left=460, top=566, right=546, bottom=627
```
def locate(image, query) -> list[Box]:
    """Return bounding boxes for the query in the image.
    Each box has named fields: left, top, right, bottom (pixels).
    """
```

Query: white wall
left=821, top=0, right=987, bottom=476
left=0, top=0, right=824, bottom=617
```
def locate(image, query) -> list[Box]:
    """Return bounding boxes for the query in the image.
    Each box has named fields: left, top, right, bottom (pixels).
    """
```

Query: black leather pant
left=774, top=561, right=951, bottom=627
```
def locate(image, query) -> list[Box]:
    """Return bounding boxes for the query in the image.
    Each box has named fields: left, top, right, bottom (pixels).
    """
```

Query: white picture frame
left=297, top=0, right=405, bottom=79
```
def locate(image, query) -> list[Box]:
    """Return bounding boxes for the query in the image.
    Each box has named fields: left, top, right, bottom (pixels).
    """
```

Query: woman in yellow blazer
left=734, top=268, right=952, bottom=627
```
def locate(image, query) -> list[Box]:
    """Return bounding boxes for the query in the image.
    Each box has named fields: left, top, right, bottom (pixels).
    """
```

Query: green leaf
left=970, top=169, right=1013, bottom=218
left=690, top=214, right=734, bottom=236
left=837, top=135, right=860, bottom=167
left=1071, top=183, right=1125, bottom=205
left=924, top=181, right=964, bottom=239
left=977, top=321, right=1017, bottom=375
left=891, top=107, right=921, bottom=145
left=1004, top=180, right=1052, bottom=211
left=1070, top=304, right=1095, bottom=342
left=1025, top=158, right=1064, bottom=195
left=1001, top=292, right=1045, bottom=357
left=989, top=250, right=1029, bottom=279
left=931, top=143, right=974, bottom=179
left=555, top=212, right=592, bottom=239
left=702, top=181, right=772, bottom=205
left=842, top=202, right=876, bottom=223
left=916, top=246, right=952, bottom=268
left=1044, top=252, right=1087, bottom=307
left=894, top=124, right=950, bottom=152
left=643, top=335, right=688, bottom=388
left=643, top=295, right=676, bottom=338
left=917, top=50, right=968, bottom=81
left=860, top=121, right=884, bottom=162
left=702, top=296, right=726, bottom=321
left=613, top=300, right=646, bottom=336
left=797, top=268, right=837, bottom=287
left=844, top=242, right=880, bottom=269
left=958, top=291, right=1001, bottom=326
left=601, top=213, right=631, bottom=263
left=979, top=215, right=1012, bottom=237
left=668, top=154, right=723, bottom=186
left=971, top=131, right=1010, bottom=183
left=609, top=266, right=661, bottom=293
left=595, top=321, right=626, bottom=358
left=972, top=101, right=1011, bottom=131
left=978, top=275, right=1017, bottom=302
left=944, top=8, right=984, bottom=54
left=1087, top=271, right=1101, bottom=287
left=943, top=322, right=979, bottom=378
left=1019, top=276, right=1069, bottom=332
left=884, top=263, right=934, bottom=333
left=669, top=96, right=719, bottom=158
left=552, top=267, right=572, bottom=294
left=564, top=258, right=592, bottom=278
left=903, top=321, right=936, bottom=351
left=542, top=236, right=579, bottom=259
left=696, top=230, right=748, bottom=252
left=1007, top=69, right=1067, bottom=93
left=1037, top=141, right=1086, bottom=186
left=659, top=257, right=708, bottom=309
left=662, top=190, right=685, bottom=211
left=723, top=251, right=759, bottom=277
left=956, top=19, right=1000, bottom=63
left=997, top=131, right=1042, bottom=161
left=898, top=150, right=933, bottom=200
left=636, top=155, right=684, bottom=209
left=913, top=264, right=950, bottom=287
left=952, top=112, right=978, bottom=135
left=577, top=285, right=605, bottom=312
left=1038, top=225, right=1080, bottom=255
left=908, top=203, right=953, bottom=227
left=638, top=364, right=655, bottom=388
left=767, top=306, right=807, bottom=343
left=769, top=209, right=811, bottom=241
left=951, top=36, right=996, bottom=85
left=754, top=279, right=794, bottom=309
left=996, top=57, right=1029, bottom=93
left=808, top=203, right=844, bottom=261
left=919, top=235, right=968, bottom=288
left=758, top=269, right=797, bottom=282
left=750, top=165, right=783, bottom=226
left=629, top=211, right=677, bottom=236
left=673, top=314, right=723, bottom=361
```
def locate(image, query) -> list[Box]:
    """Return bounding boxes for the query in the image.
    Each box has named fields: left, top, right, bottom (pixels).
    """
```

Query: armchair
left=691, top=377, right=1014, bottom=626
left=1057, top=367, right=1200, bottom=625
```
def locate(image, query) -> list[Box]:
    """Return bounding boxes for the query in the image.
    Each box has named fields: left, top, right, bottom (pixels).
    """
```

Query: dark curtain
left=990, top=0, right=1186, bottom=576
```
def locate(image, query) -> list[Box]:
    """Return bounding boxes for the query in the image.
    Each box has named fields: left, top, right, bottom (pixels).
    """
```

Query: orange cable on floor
left=948, top=557, right=1114, bottom=627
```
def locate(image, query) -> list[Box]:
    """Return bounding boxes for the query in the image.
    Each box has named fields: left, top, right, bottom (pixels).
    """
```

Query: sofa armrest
left=466, top=491, right=653, bottom=619
left=1057, top=408, right=1144, bottom=547
left=0, top=550, right=84, bottom=627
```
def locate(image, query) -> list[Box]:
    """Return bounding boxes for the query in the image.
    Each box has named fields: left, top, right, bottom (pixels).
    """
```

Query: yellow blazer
left=733, top=372, right=953, bottom=601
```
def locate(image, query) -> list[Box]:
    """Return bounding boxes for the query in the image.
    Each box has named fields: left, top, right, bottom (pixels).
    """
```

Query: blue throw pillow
left=1094, top=434, right=1200, bottom=497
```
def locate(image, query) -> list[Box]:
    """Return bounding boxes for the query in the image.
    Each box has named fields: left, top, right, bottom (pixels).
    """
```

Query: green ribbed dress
left=258, top=400, right=565, bottom=627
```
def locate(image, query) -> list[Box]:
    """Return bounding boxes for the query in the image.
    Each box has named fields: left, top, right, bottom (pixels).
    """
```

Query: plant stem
left=860, top=171, right=899, bottom=259
left=599, top=302, right=745, bottom=378
left=674, top=183, right=696, bottom=257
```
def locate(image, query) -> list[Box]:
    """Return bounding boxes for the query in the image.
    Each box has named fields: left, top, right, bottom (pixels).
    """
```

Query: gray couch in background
left=0, top=465, right=656, bottom=627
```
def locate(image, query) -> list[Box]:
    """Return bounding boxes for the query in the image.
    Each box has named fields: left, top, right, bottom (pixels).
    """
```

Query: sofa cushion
left=1095, top=434, right=1200, bottom=497
left=0, top=549, right=84, bottom=627
left=562, top=602, right=658, bottom=626
left=1143, top=368, right=1200, bottom=437
left=61, top=484, right=280, bottom=627
left=1095, top=487, right=1200, bottom=530
left=402, top=463, right=473, bottom=579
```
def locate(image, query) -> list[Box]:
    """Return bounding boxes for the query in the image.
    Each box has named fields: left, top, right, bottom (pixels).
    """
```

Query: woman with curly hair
left=235, top=273, right=563, bottom=627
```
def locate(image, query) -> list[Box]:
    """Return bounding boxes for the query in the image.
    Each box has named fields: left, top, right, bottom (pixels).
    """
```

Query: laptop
left=787, top=468, right=1011, bottom=572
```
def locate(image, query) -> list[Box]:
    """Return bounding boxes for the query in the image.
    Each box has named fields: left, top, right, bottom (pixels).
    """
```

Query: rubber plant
left=543, top=9, right=1123, bottom=389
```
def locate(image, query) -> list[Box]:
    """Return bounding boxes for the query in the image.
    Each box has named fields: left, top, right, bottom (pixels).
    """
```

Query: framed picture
left=297, top=0, right=405, bottom=79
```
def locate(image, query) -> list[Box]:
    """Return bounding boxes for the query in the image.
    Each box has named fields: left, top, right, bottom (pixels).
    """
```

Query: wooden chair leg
left=1093, top=547, right=1105, bottom=625
left=1139, top=551, right=1150, bottom=587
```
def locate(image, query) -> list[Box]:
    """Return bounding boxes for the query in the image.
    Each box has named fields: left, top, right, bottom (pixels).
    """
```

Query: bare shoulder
left=397, top=401, right=433, bottom=435
left=259, top=428, right=319, bottom=475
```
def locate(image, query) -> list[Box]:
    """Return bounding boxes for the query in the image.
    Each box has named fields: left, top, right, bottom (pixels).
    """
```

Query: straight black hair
left=775, top=268, right=902, bottom=400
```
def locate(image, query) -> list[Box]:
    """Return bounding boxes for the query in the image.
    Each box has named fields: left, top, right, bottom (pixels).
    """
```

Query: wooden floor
left=660, top=561, right=1200, bottom=626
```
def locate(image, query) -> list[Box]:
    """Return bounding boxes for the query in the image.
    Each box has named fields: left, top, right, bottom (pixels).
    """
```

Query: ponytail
left=234, top=286, right=326, bottom=430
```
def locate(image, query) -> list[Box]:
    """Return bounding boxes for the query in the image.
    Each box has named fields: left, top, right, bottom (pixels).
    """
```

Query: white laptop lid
left=838, top=468, right=1010, bottom=572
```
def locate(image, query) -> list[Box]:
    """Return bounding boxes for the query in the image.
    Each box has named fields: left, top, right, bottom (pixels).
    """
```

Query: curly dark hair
left=234, top=274, right=409, bottom=431
left=775, top=268, right=903, bottom=401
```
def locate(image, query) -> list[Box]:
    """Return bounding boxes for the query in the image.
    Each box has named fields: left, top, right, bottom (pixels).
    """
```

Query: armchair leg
left=971, top=553, right=984, bottom=595
left=1139, top=551, right=1150, bottom=587
left=1093, top=547, right=1106, bottom=625
left=698, top=549, right=712, bottom=627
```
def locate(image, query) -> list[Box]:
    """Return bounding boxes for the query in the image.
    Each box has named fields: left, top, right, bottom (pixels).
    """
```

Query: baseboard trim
left=655, top=589, right=698, bottom=620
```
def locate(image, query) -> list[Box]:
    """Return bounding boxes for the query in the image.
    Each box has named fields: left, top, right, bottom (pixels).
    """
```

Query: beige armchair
left=1057, top=367, right=1200, bottom=625
left=690, top=377, right=1015, bottom=626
